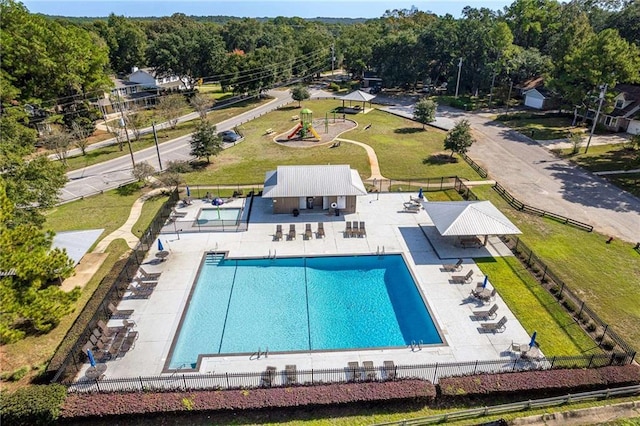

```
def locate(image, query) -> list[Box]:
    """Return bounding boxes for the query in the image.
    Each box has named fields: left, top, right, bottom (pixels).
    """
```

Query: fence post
left=550, top=357, right=556, bottom=368
left=473, top=360, right=478, bottom=375
left=139, top=376, right=144, bottom=390
left=542, top=265, right=547, bottom=282
left=183, top=374, right=187, bottom=390
left=226, top=372, right=229, bottom=389
left=578, top=301, right=585, bottom=317
left=527, top=250, right=533, bottom=266
left=433, top=363, right=438, bottom=383
left=95, top=380, right=101, bottom=392
left=588, top=354, right=594, bottom=368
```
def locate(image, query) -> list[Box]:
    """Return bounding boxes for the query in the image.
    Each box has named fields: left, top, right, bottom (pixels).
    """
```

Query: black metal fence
left=460, top=153, right=488, bottom=178
left=503, top=236, right=637, bottom=361
left=47, top=189, right=180, bottom=384
left=492, top=182, right=593, bottom=231
left=66, top=353, right=631, bottom=393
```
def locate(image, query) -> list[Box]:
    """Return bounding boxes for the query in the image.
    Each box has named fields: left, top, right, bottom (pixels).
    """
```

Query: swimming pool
left=168, top=254, right=442, bottom=369
left=196, top=207, right=242, bottom=224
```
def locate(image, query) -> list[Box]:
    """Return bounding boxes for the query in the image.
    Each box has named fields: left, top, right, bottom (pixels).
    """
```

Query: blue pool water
left=169, top=254, right=441, bottom=368
left=197, top=207, right=241, bottom=223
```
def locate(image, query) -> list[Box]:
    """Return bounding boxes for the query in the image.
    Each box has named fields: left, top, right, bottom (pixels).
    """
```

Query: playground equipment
left=287, top=108, right=320, bottom=140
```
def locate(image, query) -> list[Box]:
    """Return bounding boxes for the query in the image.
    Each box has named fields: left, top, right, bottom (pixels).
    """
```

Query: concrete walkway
left=93, top=188, right=167, bottom=253
left=335, top=137, right=384, bottom=181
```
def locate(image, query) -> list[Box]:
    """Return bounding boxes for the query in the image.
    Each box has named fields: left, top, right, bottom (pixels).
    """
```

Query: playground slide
left=309, top=126, right=320, bottom=139
left=287, top=123, right=303, bottom=139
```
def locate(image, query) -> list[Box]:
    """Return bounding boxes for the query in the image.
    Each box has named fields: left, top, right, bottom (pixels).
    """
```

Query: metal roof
left=340, top=90, right=376, bottom=102
left=422, top=201, right=521, bottom=236
left=262, top=165, right=367, bottom=198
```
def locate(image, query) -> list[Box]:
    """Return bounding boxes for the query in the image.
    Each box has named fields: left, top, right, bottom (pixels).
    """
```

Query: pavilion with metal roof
left=422, top=201, right=521, bottom=246
left=339, top=90, right=376, bottom=113
left=263, top=165, right=367, bottom=214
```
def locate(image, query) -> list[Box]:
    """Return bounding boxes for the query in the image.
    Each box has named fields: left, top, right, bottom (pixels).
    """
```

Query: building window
left=615, top=99, right=624, bottom=108
left=604, top=116, right=617, bottom=127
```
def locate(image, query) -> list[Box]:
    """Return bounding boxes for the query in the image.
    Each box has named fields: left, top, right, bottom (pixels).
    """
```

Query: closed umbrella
left=186, top=186, right=191, bottom=197
left=158, top=239, right=164, bottom=251
left=86, top=349, right=96, bottom=367
left=418, top=187, right=424, bottom=199
left=529, top=331, right=537, bottom=348
left=482, top=275, right=488, bottom=288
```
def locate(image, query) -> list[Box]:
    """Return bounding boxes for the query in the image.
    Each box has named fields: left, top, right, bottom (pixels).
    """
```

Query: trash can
left=335, top=208, right=340, bottom=217
left=293, top=209, right=299, bottom=217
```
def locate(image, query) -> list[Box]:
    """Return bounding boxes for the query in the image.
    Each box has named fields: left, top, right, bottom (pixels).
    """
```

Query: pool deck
left=83, top=193, right=535, bottom=381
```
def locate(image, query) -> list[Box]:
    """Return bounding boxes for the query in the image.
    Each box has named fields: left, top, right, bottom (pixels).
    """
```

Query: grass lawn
left=499, top=115, right=580, bottom=140
left=476, top=257, right=597, bottom=356
left=62, top=97, right=272, bottom=172
left=43, top=183, right=149, bottom=239
left=184, top=99, right=482, bottom=184
left=471, top=185, right=640, bottom=354
left=552, top=144, right=640, bottom=197
left=341, top=110, right=480, bottom=180
left=553, top=144, right=640, bottom=173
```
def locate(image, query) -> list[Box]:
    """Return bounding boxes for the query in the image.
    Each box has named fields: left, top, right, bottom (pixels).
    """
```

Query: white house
left=128, top=67, right=190, bottom=91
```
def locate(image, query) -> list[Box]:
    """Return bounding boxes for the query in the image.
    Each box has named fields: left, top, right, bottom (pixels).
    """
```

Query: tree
left=413, top=98, right=437, bottom=129
left=290, top=85, right=310, bottom=107
left=444, top=119, right=475, bottom=158
left=42, top=130, right=72, bottom=166
left=132, top=162, right=156, bottom=184
left=71, top=118, right=93, bottom=156
left=190, top=94, right=211, bottom=121
left=190, top=121, right=223, bottom=164
left=0, top=180, right=78, bottom=344
left=125, top=110, right=146, bottom=141
left=156, top=94, right=186, bottom=129
left=568, top=131, right=585, bottom=154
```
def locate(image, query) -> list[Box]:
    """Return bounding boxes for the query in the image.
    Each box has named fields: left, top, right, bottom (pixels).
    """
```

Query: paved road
left=381, top=103, right=640, bottom=244
left=60, top=89, right=333, bottom=203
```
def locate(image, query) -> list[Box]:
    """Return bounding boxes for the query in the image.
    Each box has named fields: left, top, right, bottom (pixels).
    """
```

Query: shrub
left=586, top=322, right=597, bottom=332
left=562, top=299, right=577, bottom=313
left=601, top=338, right=615, bottom=351
left=61, top=380, right=436, bottom=419
left=328, top=82, right=339, bottom=91
left=0, top=384, right=67, bottom=426
left=439, top=369, right=603, bottom=397
left=598, top=365, right=640, bottom=385
left=165, top=160, right=193, bottom=173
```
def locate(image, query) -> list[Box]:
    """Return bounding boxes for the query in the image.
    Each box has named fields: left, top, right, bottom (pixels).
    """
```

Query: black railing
left=460, top=152, right=488, bottom=178
left=66, top=353, right=631, bottom=393
left=492, top=182, right=593, bottom=231
left=47, top=189, right=179, bottom=383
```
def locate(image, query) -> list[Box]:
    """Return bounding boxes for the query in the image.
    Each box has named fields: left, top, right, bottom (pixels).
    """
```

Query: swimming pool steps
left=205, top=254, right=225, bottom=265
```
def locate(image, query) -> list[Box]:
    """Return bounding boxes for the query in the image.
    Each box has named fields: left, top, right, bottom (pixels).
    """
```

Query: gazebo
left=422, top=201, right=521, bottom=247
left=339, top=90, right=376, bottom=113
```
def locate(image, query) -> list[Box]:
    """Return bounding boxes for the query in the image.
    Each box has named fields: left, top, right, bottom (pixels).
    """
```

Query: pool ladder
left=267, top=249, right=277, bottom=259
left=410, top=340, right=423, bottom=352
left=376, top=245, right=385, bottom=256
left=252, top=346, right=269, bottom=359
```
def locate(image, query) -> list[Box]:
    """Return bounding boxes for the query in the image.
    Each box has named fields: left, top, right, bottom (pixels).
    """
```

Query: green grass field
left=499, top=116, right=579, bottom=140
left=472, top=185, right=640, bottom=354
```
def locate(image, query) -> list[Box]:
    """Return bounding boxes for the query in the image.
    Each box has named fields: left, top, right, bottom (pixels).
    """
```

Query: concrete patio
left=78, top=193, right=536, bottom=383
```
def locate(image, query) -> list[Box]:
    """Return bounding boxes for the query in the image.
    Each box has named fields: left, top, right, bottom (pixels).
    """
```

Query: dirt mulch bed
left=274, top=118, right=357, bottom=148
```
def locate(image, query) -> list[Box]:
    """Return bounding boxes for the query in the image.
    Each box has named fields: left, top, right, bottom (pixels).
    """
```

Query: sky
left=22, top=0, right=514, bottom=19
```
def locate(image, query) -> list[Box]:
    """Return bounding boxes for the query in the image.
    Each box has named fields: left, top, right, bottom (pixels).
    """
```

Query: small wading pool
left=168, top=254, right=442, bottom=369
left=196, top=207, right=242, bottom=225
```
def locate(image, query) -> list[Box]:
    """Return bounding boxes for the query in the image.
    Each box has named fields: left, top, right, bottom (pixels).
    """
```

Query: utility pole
left=331, top=44, right=335, bottom=76
left=152, top=121, right=163, bottom=171
left=585, top=84, right=607, bottom=154
left=506, top=79, right=513, bottom=113
left=455, top=58, right=462, bottom=98
left=117, top=99, right=136, bottom=169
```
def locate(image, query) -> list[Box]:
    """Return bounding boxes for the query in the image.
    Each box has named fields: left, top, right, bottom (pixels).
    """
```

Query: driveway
left=381, top=103, right=640, bottom=244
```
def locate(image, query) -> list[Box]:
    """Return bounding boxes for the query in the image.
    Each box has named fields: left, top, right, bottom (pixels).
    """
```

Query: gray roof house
left=262, top=165, right=367, bottom=214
